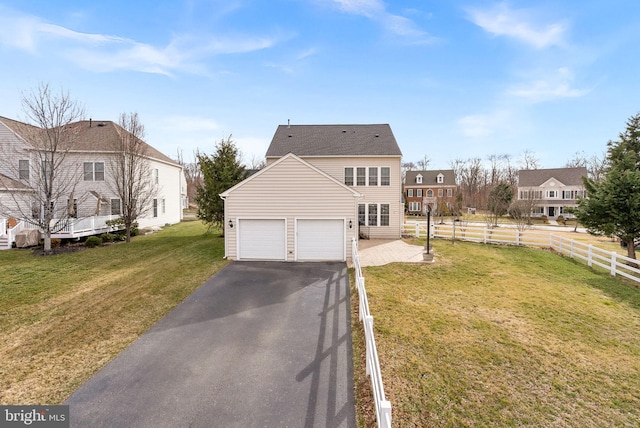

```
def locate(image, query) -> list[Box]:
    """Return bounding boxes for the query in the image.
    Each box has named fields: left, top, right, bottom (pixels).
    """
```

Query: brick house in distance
left=404, top=170, right=457, bottom=215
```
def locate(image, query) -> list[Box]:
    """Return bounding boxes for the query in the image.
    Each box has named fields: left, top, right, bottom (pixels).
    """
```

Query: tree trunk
left=43, top=234, right=52, bottom=254
left=626, top=239, right=636, bottom=260
left=125, top=224, right=132, bottom=243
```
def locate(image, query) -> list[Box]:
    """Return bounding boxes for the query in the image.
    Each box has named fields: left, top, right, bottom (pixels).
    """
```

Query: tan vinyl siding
left=300, top=156, right=402, bottom=239
left=224, top=156, right=358, bottom=261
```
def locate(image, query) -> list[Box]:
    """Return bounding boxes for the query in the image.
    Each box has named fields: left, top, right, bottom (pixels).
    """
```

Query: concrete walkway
left=357, top=239, right=427, bottom=266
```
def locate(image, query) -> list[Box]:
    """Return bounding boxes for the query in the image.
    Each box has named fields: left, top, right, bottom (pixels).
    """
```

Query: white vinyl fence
left=352, top=238, right=392, bottom=428
left=404, top=221, right=640, bottom=285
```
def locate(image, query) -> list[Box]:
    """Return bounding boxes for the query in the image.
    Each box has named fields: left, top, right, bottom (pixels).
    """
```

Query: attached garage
left=296, top=219, right=345, bottom=261
left=237, top=219, right=286, bottom=260
left=220, top=153, right=361, bottom=263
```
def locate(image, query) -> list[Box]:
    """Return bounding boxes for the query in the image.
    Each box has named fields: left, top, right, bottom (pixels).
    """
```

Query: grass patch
left=352, top=240, right=640, bottom=427
left=0, top=221, right=227, bottom=404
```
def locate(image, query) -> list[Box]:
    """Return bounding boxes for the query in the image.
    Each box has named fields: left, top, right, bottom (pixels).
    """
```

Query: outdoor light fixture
left=228, top=219, right=234, bottom=228
left=349, top=220, right=353, bottom=229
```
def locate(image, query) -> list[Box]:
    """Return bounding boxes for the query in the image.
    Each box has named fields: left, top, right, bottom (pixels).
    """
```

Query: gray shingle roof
left=518, top=167, right=587, bottom=187
left=0, top=173, right=31, bottom=191
left=405, top=170, right=456, bottom=186
left=265, top=124, right=402, bottom=157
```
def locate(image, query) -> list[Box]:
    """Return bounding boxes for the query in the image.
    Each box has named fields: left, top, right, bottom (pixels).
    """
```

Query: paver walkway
left=357, top=239, right=428, bottom=266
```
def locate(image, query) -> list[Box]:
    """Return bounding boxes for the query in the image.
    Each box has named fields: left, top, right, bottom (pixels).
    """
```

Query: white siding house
left=517, top=167, right=588, bottom=219
left=0, top=116, right=185, bottom=248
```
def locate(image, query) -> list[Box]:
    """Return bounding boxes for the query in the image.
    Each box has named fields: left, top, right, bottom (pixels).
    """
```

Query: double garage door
left=237, top=219, right=345, bottom=261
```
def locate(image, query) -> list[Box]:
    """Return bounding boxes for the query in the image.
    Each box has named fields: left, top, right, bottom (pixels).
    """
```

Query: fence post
left=516, top=230, right=520, bottom=246
left=588, top=245, right=593, bottom=267
left=483, top=228, right=487, bottom=244
left=415, top=223, right=420, bottom=238
left=570, top=240, right=574, bottom=258
left=611, top=252, right=617, bottom=276
left=379, top=401, right=392, bottom=428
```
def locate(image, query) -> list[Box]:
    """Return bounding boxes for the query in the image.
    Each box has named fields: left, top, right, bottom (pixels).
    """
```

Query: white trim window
left=438, top=189, right=443, bottom=197
left=407, top=189, right=413, bottom=197
left=417, top=189, right=423, bottom=197
left=368, top=167, right=378, bottom=186
left=416, top=174, right=423, bottom=184
left=447, top=188, right=453, bottom=197
left=409, top=201, right=421, bottom=212
left=437, top=174, right=444, bottom=183
left=359, top=203, right=391, bottom=226
left=84, top=162, right=105, bottom=181
left=162, top=198, right=166, bottom=214
left=111, top=198, right=121, bottom=215
left=356, top=167, right=366, bottom=186
left=381, top=167, right=390, bottom=186
left=427, top=189, right=433, bottom=197
left=19, top=160, right=29, bottom=180
left=344, top=167, right=354, bottom=186
left=153, top=198, right=158, bottom=218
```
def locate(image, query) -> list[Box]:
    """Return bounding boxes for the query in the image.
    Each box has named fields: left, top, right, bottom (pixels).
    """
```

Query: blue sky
left=0, top=1, right=639, bottom=168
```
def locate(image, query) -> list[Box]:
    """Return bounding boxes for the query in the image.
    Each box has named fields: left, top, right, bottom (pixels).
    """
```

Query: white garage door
left=238, top=219, right=286, bottom=260
left=297, top=219, right=345, bottom=261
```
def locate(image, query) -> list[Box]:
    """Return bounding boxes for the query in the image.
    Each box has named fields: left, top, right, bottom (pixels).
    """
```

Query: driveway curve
left=65, top=261, right=356, bottom=428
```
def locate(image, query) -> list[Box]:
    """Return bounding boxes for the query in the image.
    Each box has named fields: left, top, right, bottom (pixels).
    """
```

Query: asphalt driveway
left=65, top=262, right=356, bottom=428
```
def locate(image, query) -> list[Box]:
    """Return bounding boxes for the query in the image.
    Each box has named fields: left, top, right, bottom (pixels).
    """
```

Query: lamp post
left=425, top=205, right=431, bottom=254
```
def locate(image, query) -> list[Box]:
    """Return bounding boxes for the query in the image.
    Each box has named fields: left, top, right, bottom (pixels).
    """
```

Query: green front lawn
left=0, top=221, right=227, bottom=404
left=353, top=240, right=640, bottom=427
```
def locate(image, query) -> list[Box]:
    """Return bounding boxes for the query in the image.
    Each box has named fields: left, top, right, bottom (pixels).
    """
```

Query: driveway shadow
left=66, top=261, right=356, bottom=428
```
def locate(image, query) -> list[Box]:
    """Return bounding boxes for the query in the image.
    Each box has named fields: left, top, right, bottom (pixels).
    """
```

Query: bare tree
left=0, top=83, right=84, bottom=253
left=509, top=198, right=539, bottom=232
left=108, top=112, right=157, bottom=242
left=416, top=154, right=430, bottom=170
left=247, top=154, right=266, bottom=170
left=519, top=149, right=540, bottom=170
left=176, top=148, right=202, bottom=208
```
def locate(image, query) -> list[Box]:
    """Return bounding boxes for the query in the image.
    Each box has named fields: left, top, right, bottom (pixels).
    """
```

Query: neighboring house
left=517, top=167, right=588, bottom=219
left=404, top=170, right=457, bottom=215
left=220, top=124, right=403, bottom=262
left=0, top=116, right=186, bottom=247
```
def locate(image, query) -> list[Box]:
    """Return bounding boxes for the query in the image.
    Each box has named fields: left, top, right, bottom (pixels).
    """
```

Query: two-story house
left=220, top=124, right=403, bottom=262
left=404, top=170, right=457, bottom=215
left=0, top=116, right=186, bottom=244
left=517, top=167, right=587, bottom=219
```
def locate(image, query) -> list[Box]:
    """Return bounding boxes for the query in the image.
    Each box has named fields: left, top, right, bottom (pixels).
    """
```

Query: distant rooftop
left=518, top=167, right=587, bottom=187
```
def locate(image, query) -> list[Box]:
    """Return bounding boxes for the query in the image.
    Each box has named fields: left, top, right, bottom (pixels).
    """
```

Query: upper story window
left=447, top=188, right=453, bottom=197
left=416, top=174, right=423, bottom=184
left=437, top=174, right=444, bottom=184
left=84, top=162, right=105, bottom=181
left=153, top=168, right=159, bottom=184
left=547, top=190, right=557, bottom=198
left=438, top=189, right=444, bottom=197
left=345, top=166, right=391, bottom=187
left=427, top=189, right=434, bottom=197
left=19, top=160, right=29, bottom=180
left=407, top=189, right=413, bottom=197
left=356, top=168, right=366, bottom=186
left=368, top=167, right=378, bottom=186
left=416, top=189, right=423, bottom=197
left=381, top=167, right=390, bottom=186
left=344, top=168, right=354, bottom=186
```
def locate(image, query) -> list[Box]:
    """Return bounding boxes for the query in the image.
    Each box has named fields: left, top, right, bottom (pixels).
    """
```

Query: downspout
left=219, top=194, right=228, bottom=259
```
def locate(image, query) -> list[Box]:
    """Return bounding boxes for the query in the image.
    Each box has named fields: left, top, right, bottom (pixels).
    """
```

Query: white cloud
left=0, top=5, right=280, bottom=76
left=508, top=67, right=589, bottom=103
left=329, top=0, right=435, bottom=43
left=466, top=2, right=566, bottom=49
left=457, top=110, right=514, bottom=138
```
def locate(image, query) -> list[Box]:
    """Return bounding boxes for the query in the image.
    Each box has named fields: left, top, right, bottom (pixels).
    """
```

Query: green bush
left=100, top=233, right=115, bottom=243
left=85, top=236, right=103, bottom=248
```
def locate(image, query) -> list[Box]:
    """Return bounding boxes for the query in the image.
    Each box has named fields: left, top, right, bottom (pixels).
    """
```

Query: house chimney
left=287, top=119, right=290, bottom=128
left=89, top=118, right=92, bottom=128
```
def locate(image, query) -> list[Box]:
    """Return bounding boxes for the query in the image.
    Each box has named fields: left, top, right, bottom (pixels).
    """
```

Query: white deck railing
left=1, top=215, right=123, bottom=249
left=352, top=238, right=392, bottom=428
left=404, top=221, right=640, bottom=285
